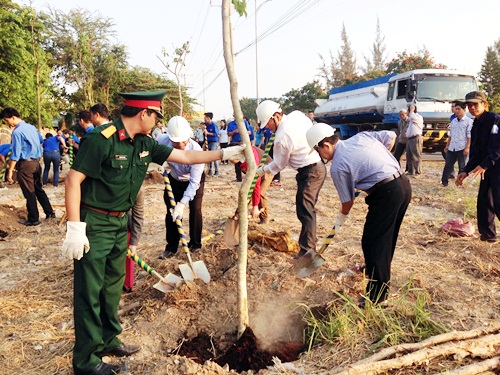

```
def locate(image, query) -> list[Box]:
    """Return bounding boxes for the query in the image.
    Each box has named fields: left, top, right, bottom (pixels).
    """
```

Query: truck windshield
left=415, top=75, right=478, bottom=102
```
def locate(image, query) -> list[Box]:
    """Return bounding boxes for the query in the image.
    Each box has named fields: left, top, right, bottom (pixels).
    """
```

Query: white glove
left=61, top=221, right=90, bottom=260
left=256, top=166, right=265, bottom=177
left=336, top=211, right=349, bottom=229
left=171, top=202, right=185, bottom=222
left=221, top=144, right=246, bottom=161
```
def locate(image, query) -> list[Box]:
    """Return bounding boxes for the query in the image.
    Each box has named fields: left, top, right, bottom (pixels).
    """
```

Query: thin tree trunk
left=221, top=0, right=255, bottom=340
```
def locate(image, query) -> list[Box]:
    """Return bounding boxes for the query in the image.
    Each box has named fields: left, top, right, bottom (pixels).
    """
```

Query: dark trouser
left=230, top=142, right=243, bottom=181
left=16, top=159, right=54, bottom=222
left=476, top=169, right=500, bottom=239
left=295, top=162, right=326, bottom=255
left=164, top=173, right=205, bottom=251
left=441, top=150, right=467, bottom=186
left=269, top=145, right=280, bottom=181
left=393, top=142, right=406, bottom=164
left=220, top=142, right=228, bottom=164
left=406, top=135, right=422, bottom=175
left=362, top=174, right=412, bottom=302
left=43, top=150, right=61, bottom=186
left=73, top=209, right=128, bottom=373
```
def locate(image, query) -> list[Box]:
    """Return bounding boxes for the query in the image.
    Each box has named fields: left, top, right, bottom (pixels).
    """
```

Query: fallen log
left=440, top=356, right=499, bottom=375
left=325, top=333, right=500, bottom=375
left=357, top=323, right=500, bottom=364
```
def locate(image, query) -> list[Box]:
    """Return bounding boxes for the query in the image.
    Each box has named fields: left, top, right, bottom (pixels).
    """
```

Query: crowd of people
left=0, top=88, right=498, bottom=374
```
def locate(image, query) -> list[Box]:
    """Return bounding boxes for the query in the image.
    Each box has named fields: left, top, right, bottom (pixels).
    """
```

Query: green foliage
left=239, top=97, right=257, bottom=121
left=363, top=18, right=387, bottom=75
left=301, top=279, right=448, bottom=352
left=0, top=0, right=55, bottom=126
left=385, top=48, right=446, bottom=75
left=232, top=0, right=247, bottom=16
left=477, top=39, right=500, bottom=111
left=159, top=42, right=190, bottom=115
left=281, top=81, right=326, bottom=114
left=318, top=24, right=357, bottom=88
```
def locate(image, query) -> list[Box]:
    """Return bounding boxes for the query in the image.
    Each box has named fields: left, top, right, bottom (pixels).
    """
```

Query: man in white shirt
left=157, top=116, right=205, bottom=258
left=440, top=101, right=472, bottom=187
left=256, top=100, right=326, bottom=259
left=405, top=104, right=424, bottom=176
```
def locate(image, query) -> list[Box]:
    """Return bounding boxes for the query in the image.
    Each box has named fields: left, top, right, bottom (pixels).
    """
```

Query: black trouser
left=362, top=174, right=412, bottom=302
left=269, top=144, right=280, bottom=181
left=17, top=159, right=54, bottom=222
left=163, top=173, right=205, bottom=251
left=295, top=162, right=326, bottom=255
left=393, top=142, right=406, bottom=164
left=477, top=169, right=500, bottom=239
left=229, top=142, right=243, bottom=181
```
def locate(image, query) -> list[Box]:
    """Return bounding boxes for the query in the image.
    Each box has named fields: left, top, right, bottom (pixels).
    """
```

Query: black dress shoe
left=159, top=250, right=176, bottom=259
left=76, top=361, right=121, bottom=374
left=46, top=213, right=56, bottom=219
left=103, top=343, right=140, bottom=357
left=19, top=220, right=40, bottom=226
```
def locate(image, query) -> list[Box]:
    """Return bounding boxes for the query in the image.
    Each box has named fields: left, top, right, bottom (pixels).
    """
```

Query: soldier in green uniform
left=62, top=90, right=245, bottom=375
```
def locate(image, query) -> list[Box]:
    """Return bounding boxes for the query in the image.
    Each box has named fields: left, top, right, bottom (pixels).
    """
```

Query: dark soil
left=179, top=327, right=305, bottom=373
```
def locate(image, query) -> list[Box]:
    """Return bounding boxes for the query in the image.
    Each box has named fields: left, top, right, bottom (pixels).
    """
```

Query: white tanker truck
left=314, top=69, right=478, bottom=154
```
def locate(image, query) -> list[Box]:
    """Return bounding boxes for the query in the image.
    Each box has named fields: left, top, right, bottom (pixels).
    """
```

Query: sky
left=19, top=0, right=500, bottom=120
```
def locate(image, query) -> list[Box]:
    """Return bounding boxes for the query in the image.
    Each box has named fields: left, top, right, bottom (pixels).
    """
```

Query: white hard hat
left=167, top=116, right=193, bottom=142
left=256, top=100, right=282, bottom=129
left=306, top=123, right=335, bottom=151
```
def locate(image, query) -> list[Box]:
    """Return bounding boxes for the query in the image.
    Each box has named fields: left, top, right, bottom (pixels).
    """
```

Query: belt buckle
left=118, top=212, right=126, bottom=218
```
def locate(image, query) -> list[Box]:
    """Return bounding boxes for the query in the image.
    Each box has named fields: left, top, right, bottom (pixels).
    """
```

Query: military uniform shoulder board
left=101, top=125, right=117, bottom=139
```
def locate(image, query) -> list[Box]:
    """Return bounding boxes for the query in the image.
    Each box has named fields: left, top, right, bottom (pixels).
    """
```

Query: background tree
left=385, top=48, right=446, bottom=74
left=281, top=80, right=326, bottom=114
left=158, top=41, right=190, bottom=116
left=479, top=41, right=500, bottom=112
left=0, top=0, right=54, bottom=127
left=239, top=97, right=257, bottom=121
left=43, top=8, right=120, bottom=109
left=318, top=23, right=359, bottom=88
left=362, top=17, right=387, bottom=79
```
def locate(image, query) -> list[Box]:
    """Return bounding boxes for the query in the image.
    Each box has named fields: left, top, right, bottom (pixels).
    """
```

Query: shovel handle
left=163, top=173, right=194, bottom=267
left=247, top=133, right=275, bottom=204
left=127, top=249, right=171, bottom=282
left=202, top=228, right=224, bottom=243
left=316, top=190, right=362, bottom=256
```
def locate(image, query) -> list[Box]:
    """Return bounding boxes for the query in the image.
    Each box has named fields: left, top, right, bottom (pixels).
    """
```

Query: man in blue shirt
left=203, top=112, right=219, bottom=176
left=1, top=107, right=55, bottom=225
left=227, top=117, right=252, bottom=181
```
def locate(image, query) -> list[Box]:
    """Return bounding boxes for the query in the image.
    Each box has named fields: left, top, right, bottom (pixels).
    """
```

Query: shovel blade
left=223, top=217, right=239, bottom=246
left=293, top=251, right=326, bottom=278
left=179, top=263, right=196, bottom=281
left=153, top=273, right=183, bottom=293
left=192, top=260, right=211, bottom=283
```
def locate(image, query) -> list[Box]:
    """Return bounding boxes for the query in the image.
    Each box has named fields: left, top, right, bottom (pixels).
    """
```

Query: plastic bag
left=440, top=218, right=475, bottom=237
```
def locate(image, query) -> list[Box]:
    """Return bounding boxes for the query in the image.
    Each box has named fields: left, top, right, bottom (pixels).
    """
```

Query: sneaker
left=214, top=172, right=219, bottom=177
left=207, top=170, right=213, bottom=176
left=270, top=180, right=282, bottom=187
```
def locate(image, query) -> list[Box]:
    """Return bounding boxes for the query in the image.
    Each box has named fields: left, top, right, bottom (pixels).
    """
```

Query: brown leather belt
left=365, top=171, right=402, bottom=195
left=81, top=204, right=127, bottom=218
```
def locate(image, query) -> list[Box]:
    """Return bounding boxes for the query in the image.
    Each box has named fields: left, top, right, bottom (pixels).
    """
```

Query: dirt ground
left=0, top=160, right=499, bottom=375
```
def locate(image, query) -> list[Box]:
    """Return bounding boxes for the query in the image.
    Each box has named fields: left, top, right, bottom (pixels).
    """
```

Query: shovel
left=163, top=173, right=211, bottom=283
left=294, top=190, right=362, bottom=278
left=223, top=134, right=275, bottom=246
left=127, top=249, right=183, bottom=293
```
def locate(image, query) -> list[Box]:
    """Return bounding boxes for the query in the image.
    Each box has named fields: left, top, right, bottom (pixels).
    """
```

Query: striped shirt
left=448, top=115, right=472, bottom=152
left=330, top=132, right=401, bottom=203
